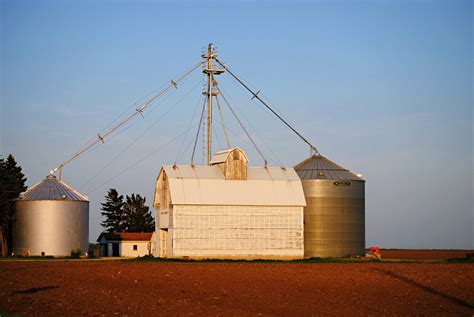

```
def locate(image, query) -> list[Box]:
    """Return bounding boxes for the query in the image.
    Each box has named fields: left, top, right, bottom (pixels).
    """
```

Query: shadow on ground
left=375, top=269, right=474, bottom=309
left=14, top=286, right=59, bottom=295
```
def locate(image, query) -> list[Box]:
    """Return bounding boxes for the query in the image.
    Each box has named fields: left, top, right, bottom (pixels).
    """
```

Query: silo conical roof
left=18, top=175, right=89, bottom=201
left=294, top=154, right=364, bottom=181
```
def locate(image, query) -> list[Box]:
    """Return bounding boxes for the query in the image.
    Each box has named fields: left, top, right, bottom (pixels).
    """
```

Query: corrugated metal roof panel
left=294, top=154, right=364, bottom=181
left=19, top=175, right=89, bottom=201
left=163, top=165, right=224, bottom=179
left=247, top=167, right=301, bottom=181
left=163, top=165, right=301, bottom=181
left=161, top=165, right=306, bottom=206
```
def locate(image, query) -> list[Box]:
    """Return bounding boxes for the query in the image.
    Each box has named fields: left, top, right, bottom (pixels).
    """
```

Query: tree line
left=100, top=189, right=155, bottom=233
left=0, top=155, right=27, bottom=256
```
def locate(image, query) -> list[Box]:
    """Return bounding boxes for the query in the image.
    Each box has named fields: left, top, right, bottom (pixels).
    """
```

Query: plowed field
left=380, top=249, right=472, bottom=261
left=0, top=258, right=473, bottom=316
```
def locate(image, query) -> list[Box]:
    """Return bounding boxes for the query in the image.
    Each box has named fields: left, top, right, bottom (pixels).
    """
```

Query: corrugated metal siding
left=170, top=205, right=304, bottom=258
left=302, top=179, right=365, bottom=257
left=295, top=154, right=365, bottom=257
left=19, top=175, right=89, bottom=201
left=13, top=200, right=89, bottom=256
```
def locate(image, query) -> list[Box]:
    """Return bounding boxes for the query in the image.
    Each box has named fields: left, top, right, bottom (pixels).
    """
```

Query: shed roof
left=294, top=154, right=364, bottom=181
left=158, top=165, right=306, bottom=206
left=97, top=232, right=153, bottom=242
left=18, top=175, right=89, bottom=201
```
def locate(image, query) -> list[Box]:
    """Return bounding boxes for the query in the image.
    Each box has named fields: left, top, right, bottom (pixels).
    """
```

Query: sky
left=1, top=0, right=472, bottom=249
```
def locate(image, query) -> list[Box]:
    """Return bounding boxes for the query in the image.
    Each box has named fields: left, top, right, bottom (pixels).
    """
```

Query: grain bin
left=13, top=175, right=89, bottom=256
left=294, top=154, right=365, bottom=257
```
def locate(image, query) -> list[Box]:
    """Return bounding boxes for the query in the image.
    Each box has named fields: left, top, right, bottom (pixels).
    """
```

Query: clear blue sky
left=1, top=0, right=472, bottom=248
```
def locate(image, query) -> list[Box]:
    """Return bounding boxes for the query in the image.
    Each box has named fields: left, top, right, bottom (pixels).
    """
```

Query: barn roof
left=158, top=165, right=306, bottom=206
left=97, top=232, right=153, bottom=242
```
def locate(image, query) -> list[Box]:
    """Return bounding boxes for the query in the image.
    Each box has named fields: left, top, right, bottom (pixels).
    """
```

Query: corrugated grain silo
left=13, top=175, right=89, bottom=256
left=294, top=154, right=365, bottom=257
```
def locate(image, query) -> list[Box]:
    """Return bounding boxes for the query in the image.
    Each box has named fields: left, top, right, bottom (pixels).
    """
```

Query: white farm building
left=97, top=232, right=154, bottom=257
left=153, top=148, right=306, bottom=259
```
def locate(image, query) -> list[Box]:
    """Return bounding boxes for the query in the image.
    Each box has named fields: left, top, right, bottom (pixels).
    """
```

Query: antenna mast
left=202, top=43, right=225, bottom=165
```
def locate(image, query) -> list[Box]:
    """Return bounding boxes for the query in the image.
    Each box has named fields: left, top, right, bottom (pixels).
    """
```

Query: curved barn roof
left=157, top=165, right=306, bottom=207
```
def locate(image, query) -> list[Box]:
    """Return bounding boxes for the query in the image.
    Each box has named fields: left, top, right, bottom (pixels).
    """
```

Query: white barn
left=153, top=148, right=306, bottom=259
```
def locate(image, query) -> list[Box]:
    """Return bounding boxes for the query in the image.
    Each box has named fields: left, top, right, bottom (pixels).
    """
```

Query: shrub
left=70, top=249, right=82, bottom=259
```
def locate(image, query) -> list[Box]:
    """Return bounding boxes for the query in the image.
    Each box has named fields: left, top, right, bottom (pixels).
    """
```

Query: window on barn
left=133, top=245, right=138, bottom=251
left=159, top=173, right=170, bottom=213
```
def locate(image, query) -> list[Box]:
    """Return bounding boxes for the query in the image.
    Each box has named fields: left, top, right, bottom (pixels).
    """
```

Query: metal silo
left=13, top=175, right=89, bottom=256
left=295, top=154, right=365, bottom=258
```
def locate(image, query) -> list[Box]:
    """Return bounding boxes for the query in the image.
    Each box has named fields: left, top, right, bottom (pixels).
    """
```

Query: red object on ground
left=369, top=246, right=381, bottom=255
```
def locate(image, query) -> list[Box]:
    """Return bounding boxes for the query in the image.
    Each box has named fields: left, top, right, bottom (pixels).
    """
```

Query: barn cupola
left=210, top=147, right=248, bottom=180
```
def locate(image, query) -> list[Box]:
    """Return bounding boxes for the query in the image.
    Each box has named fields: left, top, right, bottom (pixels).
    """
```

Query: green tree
left=0, top=155, right=27, bottom=256
left=122, top=194, right=155, bottom=232
left=100, top=188, right=125, bottom=232
left=0, top=160, right=16, bottom=256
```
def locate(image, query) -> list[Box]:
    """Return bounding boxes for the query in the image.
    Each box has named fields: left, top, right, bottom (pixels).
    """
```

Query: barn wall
left=170, top=205, right=304, bottom=259
left=119, top=241, right=151, bottom=257
left=223, top=149, right=247, bottom=180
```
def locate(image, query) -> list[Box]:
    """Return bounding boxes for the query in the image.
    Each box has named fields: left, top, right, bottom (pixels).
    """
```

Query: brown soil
left=380, top=249, right=472, bottom=261
left=0, top=260, right=473, bottom=316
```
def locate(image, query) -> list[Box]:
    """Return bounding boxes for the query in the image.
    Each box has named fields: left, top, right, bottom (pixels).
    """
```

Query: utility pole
left=202, top=43, right=225, bottom=165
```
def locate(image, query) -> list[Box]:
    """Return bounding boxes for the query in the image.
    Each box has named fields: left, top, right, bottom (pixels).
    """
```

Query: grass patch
left=0, top=254, right=96, bottom=261
left=445, top=253, right=474, bottom=263
left=0, top=255, right=55, bottom=260
left=0, top=310, right=21, bottom=317
left=128, top=255, right=405, bottom=264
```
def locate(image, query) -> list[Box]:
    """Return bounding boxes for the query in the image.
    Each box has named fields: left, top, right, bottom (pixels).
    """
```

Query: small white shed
left=97, top=232, right=153, bottom=257
left=153, top=148, right=306, bottom=260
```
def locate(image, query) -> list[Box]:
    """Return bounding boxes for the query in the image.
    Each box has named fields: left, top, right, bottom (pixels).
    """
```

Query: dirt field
left=380, top=249, right=472, bottom=261
left=1, top=259, right=473, bottom=316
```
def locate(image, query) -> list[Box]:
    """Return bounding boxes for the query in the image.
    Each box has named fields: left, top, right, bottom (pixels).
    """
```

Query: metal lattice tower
left=202, top=43, right=225, bottom=165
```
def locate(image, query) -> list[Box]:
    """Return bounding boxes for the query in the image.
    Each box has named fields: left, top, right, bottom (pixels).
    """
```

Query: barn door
left=102, top=244, right=108, bottom=257
left=112, top=243, right=120, bottom=257
left=160, top=230, right=168, bottom=258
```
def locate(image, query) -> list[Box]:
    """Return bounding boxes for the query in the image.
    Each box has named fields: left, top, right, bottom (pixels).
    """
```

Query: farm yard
left=1, top=250, right=473, bottom=316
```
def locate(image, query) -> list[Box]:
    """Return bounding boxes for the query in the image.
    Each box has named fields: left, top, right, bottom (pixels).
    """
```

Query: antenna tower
left=202, top=43, right=225, bottom=165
